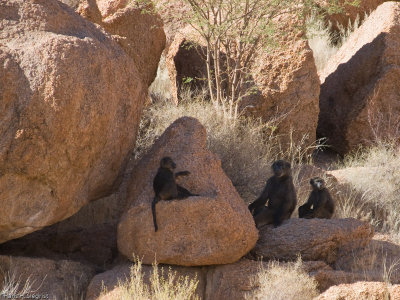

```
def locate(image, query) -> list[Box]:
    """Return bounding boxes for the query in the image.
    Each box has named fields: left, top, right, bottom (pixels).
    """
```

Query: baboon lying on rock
left=248, top=160, right=297, bottom=228
left=152, top=157, right=198, bottom=232
left=298, top=177, right=335, bottom=219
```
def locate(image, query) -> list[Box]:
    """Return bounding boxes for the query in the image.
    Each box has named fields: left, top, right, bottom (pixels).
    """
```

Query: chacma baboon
left=248, top=160, right=297, bottom=228
left=298, top=177, right=335, bottom=219
left=152, top=157, right=197, bottom=232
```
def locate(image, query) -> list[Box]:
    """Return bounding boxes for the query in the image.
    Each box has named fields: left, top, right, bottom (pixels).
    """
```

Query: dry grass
left=306, top=14, right=363, bottom=72
left=248, top=258, right=318, bottom=300
left=334, top=143, right=400, bottom=237
left=108, top=259, right=199, bottom=300
left=0, top=270, right=36, bottom=299
left=134, top=90, right=319, bottom=204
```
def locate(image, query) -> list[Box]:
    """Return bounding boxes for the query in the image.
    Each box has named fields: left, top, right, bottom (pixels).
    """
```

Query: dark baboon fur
left=298, top=177, right=335, bottom=219
left=152, top=157, right=197, bottom=232
left=248, top=160, right=297, bottom=228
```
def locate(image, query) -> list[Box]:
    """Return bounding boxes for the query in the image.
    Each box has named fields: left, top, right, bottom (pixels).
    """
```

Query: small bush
left=113, top=259, right=199, bottom=300
left=249, top=258, right=318, bottom=300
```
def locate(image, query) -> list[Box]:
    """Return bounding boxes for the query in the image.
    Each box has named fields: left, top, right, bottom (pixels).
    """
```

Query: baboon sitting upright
left=248, top=160, right=297, bottom=228
left=298, top=177, right=335, bottom=219
left=152, top=157, right=197, bottom=232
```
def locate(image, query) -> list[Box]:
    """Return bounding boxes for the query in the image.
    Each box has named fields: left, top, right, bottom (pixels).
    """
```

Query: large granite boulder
left=0, top=0, right=146, bottom=242
left=318, top=2, right=400, bottom=154
left=117, top=117, right=258, bottom=266
left=316, top=282, right=400, bottom=300
left=78, top=0, right=166, bottom=86
left=240, top=19, right=320, bottom=148
left=252, top=218, right=374, bottom=264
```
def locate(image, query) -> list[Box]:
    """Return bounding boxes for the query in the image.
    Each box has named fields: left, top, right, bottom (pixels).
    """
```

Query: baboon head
left=272, top=160, right=291, bottom=178
left=160, top=156, right=176, bottom=170
left=310, top=177, right=325, bottom=190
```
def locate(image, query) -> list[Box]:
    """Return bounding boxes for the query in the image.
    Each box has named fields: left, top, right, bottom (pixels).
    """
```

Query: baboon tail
left=152, top=198, right=158, bottom=232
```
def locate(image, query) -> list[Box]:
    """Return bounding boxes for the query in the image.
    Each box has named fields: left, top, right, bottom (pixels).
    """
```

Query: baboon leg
left=177, top=185, right=198, bottom=199
left=299, top=204, right=314, bottom=219
left=276, top=210, right=293, bottom=226
left=252, top=205, right=265, bottom=217
left=314, top=209, right=332, bottom=219
left=152, top=197, right=159, bottom=232
left=254, top=207, right=275, bottom=228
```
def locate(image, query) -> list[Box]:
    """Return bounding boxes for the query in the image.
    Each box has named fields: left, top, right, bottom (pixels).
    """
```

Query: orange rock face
left=0, top=0, right=146, bottom=242
left=318, top=2, right=400, bottom=154
left=240, top=30, right=320, bottom=147
left=78, top=0, right=166, bottom=86
left=253, top=218, right=374, bottom=264
left=316, top=282, right=400, bottom=300
left=117, top=117, right=258, bottom=266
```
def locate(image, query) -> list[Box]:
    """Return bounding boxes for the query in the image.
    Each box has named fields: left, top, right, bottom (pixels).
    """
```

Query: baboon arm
left=249, top=180, right=271, bottom=212
left=314, top=193, right=327, bottom=211
left=272, top=207, right=284, bottom=227
left=152, top=196, right=160, bottom=232
left=175, top=171, right=190, bottom=178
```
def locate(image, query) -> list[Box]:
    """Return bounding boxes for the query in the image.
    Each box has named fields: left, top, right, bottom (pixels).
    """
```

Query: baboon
left=152, top=157, right=197, bottom=232
left=298, top=177, right=335, bottom=219
left=248, top=160, right=297, bottom=228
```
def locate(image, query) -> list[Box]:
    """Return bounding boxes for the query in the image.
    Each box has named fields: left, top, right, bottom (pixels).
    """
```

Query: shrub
left=249, top=258, right=318, bottom=300
left=111, top=259, right=199, bottom=300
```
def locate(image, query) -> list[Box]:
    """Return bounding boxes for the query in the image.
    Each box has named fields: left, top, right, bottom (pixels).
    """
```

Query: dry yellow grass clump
left=249, top=258, right=318, bottom=300
left=337, top=143, right=400, bottom=238
left=103, top=259, right=199, bottom=300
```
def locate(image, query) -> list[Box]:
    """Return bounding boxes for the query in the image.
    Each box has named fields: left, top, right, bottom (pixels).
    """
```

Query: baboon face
left=272, top=160, right=291, bottom=178
left=160, top=157, right=176, bottom=170
left=310, top=177, right=325, bottom=190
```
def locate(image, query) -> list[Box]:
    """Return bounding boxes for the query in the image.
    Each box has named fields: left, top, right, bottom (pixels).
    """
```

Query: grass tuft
left=106, top=258, right=199, bottom=300
left=249, top=258, right=318, bottom=300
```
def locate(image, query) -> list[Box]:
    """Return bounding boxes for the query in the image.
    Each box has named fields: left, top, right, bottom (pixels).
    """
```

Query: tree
left=146, top=0, right=356, bottom=114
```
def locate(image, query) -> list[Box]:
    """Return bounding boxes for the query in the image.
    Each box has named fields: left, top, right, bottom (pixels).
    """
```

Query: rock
left=252, top=218, right=374, bottom=264
left=205, top=259, right=266, bottom=300
left=86, top=259, right=327, bottom=300
left=239, top=19, right=320, bottom=147
left=0, top=256, right=95, bottom=299
left=165, top=26, right=208, bottom=104
left=316, top=282, right=400, bottom=300
left=206, top=259, right=328, bottom=299
left=85, top=263, right=206, bottom=300
left=317, top=0, right=385, bottom=32
left=78, top=0, right=166, bottom=86
left=0, top=0, right=146, bottom=242
left=155, top=0, right=191, bottom=48
left=117, top=117, right=258, bottom=266
left=318, top=2, right=400, bottom=154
